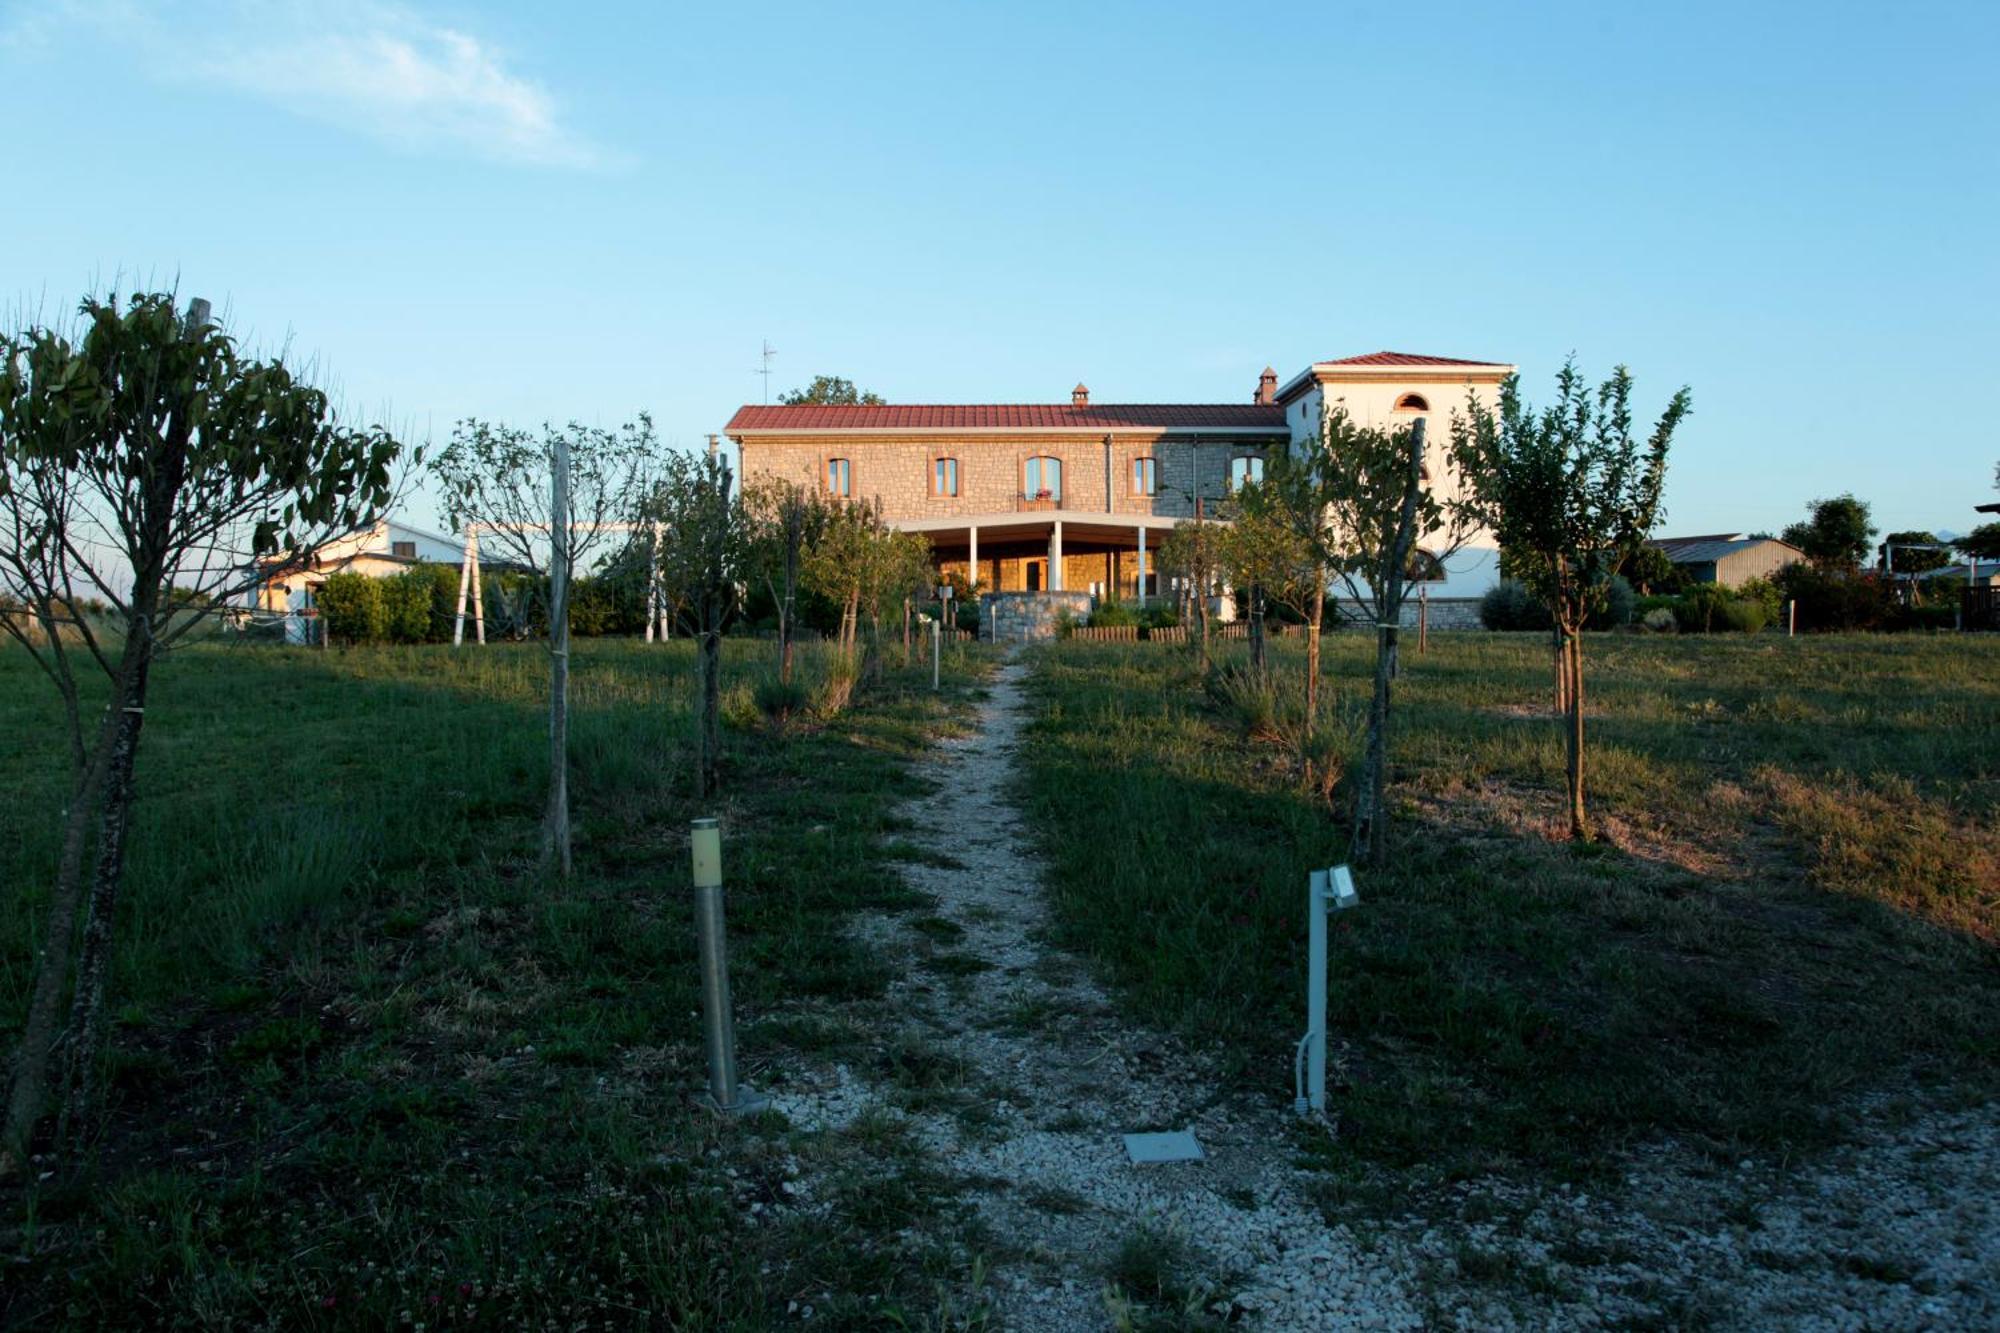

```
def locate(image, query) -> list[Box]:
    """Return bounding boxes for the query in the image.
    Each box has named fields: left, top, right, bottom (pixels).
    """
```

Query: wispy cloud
left=5, top=1, right=623, bottom=169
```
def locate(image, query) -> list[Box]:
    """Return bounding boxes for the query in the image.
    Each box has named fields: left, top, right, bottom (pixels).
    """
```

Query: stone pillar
left=1050, top=520, right=1065, bottom=591
left=969, top=525, right=979, bottom=594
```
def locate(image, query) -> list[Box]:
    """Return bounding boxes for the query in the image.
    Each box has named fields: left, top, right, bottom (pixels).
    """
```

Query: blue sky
left=4, top=0, right=1996, bottom=539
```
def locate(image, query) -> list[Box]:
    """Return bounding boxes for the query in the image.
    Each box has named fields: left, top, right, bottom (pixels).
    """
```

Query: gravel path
left=768, top=654, right=2000, bottom=1330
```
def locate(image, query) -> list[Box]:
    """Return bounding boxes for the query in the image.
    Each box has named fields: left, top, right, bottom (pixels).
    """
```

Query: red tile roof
left=725, top=403, right=1287, bottom=432
left=1317, top=351, right=1504, bottom=368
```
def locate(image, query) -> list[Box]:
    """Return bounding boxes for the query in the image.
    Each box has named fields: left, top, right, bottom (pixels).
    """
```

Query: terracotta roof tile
left=725, top=403, right=1287, bottom=432
left=1318, top=351, right=1504, bottom=367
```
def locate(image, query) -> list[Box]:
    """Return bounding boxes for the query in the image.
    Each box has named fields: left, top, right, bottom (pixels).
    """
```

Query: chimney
left=1072, top=382, right=1090, bottom=408
left=1254, top=366, right=1278, bottom=405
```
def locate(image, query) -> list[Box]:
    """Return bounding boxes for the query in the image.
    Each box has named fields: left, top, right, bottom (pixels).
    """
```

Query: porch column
left=1136, top=524, right=1148, bottom=607
left=968, top=524, right=979, bottom=594
left=1049, top=520, right=1065, bottom=591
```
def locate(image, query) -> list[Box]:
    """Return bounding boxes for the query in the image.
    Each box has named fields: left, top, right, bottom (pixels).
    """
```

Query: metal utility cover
left=1123, top=1130, right=1204, bottom=1164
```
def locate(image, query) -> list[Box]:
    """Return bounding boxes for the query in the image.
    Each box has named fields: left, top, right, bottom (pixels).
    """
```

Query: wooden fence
left=1064, top=621, right=1259, bottom=644
left=1965, top=586, right=2000, bottom=631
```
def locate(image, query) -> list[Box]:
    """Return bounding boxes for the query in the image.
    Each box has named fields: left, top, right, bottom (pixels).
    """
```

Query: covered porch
left=892, top=510, right=1189, bottom=602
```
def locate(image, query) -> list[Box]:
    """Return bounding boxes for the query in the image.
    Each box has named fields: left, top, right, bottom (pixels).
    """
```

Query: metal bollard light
left=1294, top=865, right=1360, bottom=1116
left=931, top=617, right=941, bottom=691
left=690, top=818, right=767, bottom=1114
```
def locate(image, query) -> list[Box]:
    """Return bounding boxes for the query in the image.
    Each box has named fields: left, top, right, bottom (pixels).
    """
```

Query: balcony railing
left=1015, top=493, right=1061, bottom=512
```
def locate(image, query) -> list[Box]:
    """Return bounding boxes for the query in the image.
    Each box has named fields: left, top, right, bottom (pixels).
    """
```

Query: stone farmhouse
left=726, top=352, right=1513, bottom=623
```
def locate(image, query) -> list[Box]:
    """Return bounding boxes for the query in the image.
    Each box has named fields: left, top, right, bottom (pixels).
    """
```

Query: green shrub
left=1888, top=603, right=1957, bottom=633
left=1090, top=598, right=1140, bottom=628
left=813, top=661, right=858, bottom=718
left=317, top=573, right=386, bottom=644
left=409, top=562, right=465, bottom=641
left=1672, top=584, right=1769, bottom=633
left=720, top=681, right=762, bottom=731
left=482, top=573, right=545, bottom=640
left=955, top=602, right=981, bottom=634
left=1736, top=576, right=1783, bottom=625
left=1773, top=563, right=1894, bottom=632
left=755, top=677, right=810, bottom=721
left=568, top=570, right=649, bottom=637
left=382, top=569, right=434, bottom=643
left=1482, top=577, right=1631, bottom=630
left=1599, top=574, right=1636, bottom=628
left=1479, top=580, right=1551, bottom=631
left=1203, top=659, right=1286, bottom=742
left=1139, top=604, right=1180, bottom=630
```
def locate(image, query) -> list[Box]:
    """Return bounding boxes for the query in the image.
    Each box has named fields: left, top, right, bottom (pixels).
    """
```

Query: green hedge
left=314, top=564, right=665, bottom=645
left=317, top=573, right=387, bottom=644
left=1671, top=583, right=1770, bottom=633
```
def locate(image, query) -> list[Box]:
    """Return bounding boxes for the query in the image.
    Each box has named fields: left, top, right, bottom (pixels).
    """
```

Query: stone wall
left=981, top=591, right=1094, bottom=643
left=1331, top=596, right=1484, bottom=630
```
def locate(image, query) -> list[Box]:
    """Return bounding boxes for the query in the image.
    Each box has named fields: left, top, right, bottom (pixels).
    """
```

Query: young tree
left=430, top=417, right=655, bottom=876
left=1225, top=446, right=1336, bottom=734
left=1, top=292, right=403, bottom=1172
left=779, top=375, right=884, bottom=406
left=1954, top=523, right=2000, bottom=562
left=803, top=495, right=890, bottom=659
left=1452, top=361, right=1691, bottom=842
left=1158, top=510, right=1230, bottom=669
left=1782, top=493, right=1875, bottom=571
left=857, top=526, right=933, bottom=677
left=644, top=449, right=746, bottom=798
left=741, top=476, right=832, bottom=685
left=1319, top=411, right=1482, bottom=864
left=1879, top=530, right=1950, bottom=575
left=1620, top=542, right=1685, bottom=595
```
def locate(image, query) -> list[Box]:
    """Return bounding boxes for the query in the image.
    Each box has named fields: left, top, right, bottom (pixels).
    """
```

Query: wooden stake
left=545, top=434, right=573, bottom=877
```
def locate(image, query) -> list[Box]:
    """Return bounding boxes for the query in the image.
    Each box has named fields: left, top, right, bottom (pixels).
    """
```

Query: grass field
left=1, top=635, right=1001, bottom=1329
left=1020, top=632, right=1999, bottom=1177
left=3, top=627, right=1996, bottom=1327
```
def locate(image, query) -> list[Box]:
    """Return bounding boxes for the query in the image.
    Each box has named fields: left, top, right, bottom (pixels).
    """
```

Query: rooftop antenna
left=755, top=340, right=777, bottom=403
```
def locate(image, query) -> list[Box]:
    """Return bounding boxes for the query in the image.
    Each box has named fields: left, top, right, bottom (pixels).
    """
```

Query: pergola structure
left=894, top=509, right=1186, bottom=598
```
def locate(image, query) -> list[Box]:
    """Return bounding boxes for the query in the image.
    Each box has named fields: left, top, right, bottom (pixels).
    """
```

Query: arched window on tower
left=1406, top=548, right=1446, bottom=583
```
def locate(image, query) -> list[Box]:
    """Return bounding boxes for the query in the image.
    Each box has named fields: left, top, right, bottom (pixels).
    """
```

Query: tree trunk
left=58, top=658, right=153, bottom=1146
left=543, top=438, right=572, bottom=878
left=1305, top=583, right=1324, bottom=728
left=1194, top=576, right=1211, bottom=671
left=1249, top=586, right=1266, bottom=674
left=1552, top=627, right=1569, bottom=715
left=777, top=593, right=793, bottom=686
left=1355, top=620, right=1396, bottom=864
left=544, top=618, right=571, bottom=876
left=1, top=691, right=122, bottom=1172
left=1564, top=626, right=1589, bottom=841
left=699, top=621, right=722, bottom=798
left=779, top=544, right=798, bottom=685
